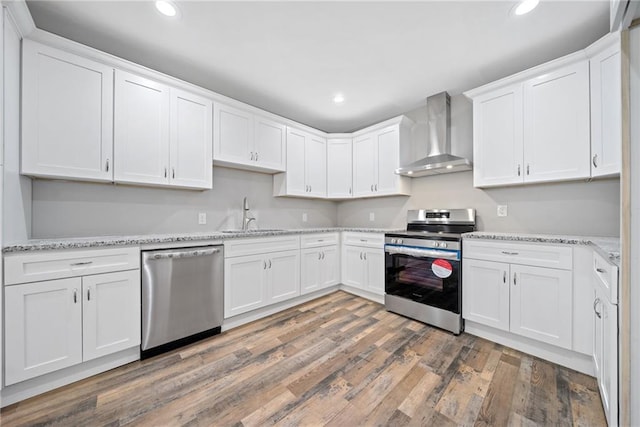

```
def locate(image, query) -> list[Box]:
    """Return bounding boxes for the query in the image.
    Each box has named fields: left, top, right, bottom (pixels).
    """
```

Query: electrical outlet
left=302, top=212, right=308, bottom=222
left=497, top=205, right=508, bottom=217
left=369, top=212, right=375, bottom=221
left=198, top=212, right=207, bottom=225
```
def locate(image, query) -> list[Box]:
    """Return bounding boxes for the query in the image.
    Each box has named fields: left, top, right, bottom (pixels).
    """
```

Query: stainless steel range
left=384, top=209, right=476, bottom=335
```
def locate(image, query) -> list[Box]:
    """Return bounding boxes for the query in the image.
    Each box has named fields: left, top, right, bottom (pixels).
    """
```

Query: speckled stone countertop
left=2, top=228, right=401, bottom=253
left=463, top=232, right=621, bottom=266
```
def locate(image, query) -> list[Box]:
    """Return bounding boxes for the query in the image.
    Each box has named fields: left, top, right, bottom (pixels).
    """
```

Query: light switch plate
left=198, top=212, right=207, bottom=225
left=497, top=205, right=508, bottom=217
left=302, top=212, right=308, bottom=222
left=369, top=212, right=375, bottom=221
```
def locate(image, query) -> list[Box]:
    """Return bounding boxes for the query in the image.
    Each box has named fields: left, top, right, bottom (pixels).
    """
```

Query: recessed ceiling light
left=512, top=0, right=539, bottom=16
left=155, top=0, right=179, bottom=18
left=333, top=93, right=345, bottom=104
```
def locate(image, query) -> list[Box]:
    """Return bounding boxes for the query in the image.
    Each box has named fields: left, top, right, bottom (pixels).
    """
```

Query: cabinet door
left=510, top=264, right=572, bottom=349
left=285, top=127, right=307, bottom=196
left=224, top=254, right=267, bottom=318
left=301, top=248, right=321, bottom=295
left=267, top=249, right=300, bottom=303
left=327, top=138, right=353, bottom=198
left=320, top=246, right=340, bottom=288
left=590, top=44, right=621, bottom=177
left=213, top=103, right=253, bottom=166
left=22, top=40, right=113, bottom=181
left=472, top=84, right=524, bottom=187
left=169, top=88, right=213, bottom=189
left=114, top=70, right=170, bottom=185
left=523, top=61, right=590, bottom=183
left=254, top=116, right=286, bottom=171
left=376, top=126, right=401, bottom=195
left=82, top=271, right=141, bottom=362
left=462, top=258, right=510, bottom=331
left=364, top=248, right=385, bottom=295
left=602, top=297, right=618, bottom=426
left=342, top=246, right=365, bottom=289
left=305, top=135, right=327, bottom=197
left=353, top=133, right=376, bottom=197
left=4, top=278, right=83, bottom=385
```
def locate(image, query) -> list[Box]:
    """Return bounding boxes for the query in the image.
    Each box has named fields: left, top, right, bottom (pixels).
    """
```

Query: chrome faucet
left=242, top=197, right=256, bottom=231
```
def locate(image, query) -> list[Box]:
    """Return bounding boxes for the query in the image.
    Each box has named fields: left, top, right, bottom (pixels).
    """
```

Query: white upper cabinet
left=213, top=103, right=286, bottom=173
left=169, top=88, right=213, bottom=189
left=523, top=61, right=590, bottom=183
left=273, top=127, right=326, bottom=198
left=327, top=138, right=353, bottom=198
left=21, top=40, right=114, bottom=182
left=588, top=33, right=622, bottom=178
left=114, top=70, right=171, bottom=186
left=471, top=84, right=524, bottom=187
left=352, top=117, right=412, bottom=197
left=466, top=35, right=614, bottom=188
left=114, top=71, right=212, bottom=189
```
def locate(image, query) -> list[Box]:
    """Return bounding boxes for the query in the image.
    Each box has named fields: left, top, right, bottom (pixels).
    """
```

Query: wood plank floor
left=0, top=291, right=606, bottom=426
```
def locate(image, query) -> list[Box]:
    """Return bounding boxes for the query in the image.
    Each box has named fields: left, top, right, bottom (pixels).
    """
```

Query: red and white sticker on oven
left=431, top=259, right=453, bottom=278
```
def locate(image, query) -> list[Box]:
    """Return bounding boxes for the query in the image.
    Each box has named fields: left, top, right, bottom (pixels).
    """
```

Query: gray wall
left=31, top=167, right=337, bottom=238
left=337, top=172, right=620, bottom=236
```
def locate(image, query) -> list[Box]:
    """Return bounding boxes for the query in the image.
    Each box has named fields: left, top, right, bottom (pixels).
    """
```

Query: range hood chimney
left=396, top=92, right=472, bottom=177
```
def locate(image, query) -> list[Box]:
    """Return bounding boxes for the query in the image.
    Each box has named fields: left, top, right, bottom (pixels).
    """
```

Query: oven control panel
left=385, top=236, right=460, bottom=251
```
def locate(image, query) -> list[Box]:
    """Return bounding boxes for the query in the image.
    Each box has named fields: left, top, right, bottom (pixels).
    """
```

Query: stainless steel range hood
left=396, top=92, right=472, bottom=177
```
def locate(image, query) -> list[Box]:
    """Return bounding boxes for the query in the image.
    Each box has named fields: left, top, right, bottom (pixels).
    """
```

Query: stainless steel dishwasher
left=141, top=245, right=223, bottom=358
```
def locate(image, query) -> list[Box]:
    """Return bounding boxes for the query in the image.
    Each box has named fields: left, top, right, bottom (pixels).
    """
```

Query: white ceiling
left=25, top=0, right=610, bottom=133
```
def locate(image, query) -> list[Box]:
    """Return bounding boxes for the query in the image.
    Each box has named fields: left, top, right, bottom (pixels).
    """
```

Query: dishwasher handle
left=150, top=247, right=221, bottom=260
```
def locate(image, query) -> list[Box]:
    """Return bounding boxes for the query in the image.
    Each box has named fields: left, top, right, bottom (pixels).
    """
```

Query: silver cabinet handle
left=105, top=159, right=110, bottom=172
left=374, top=184, right=377, bottom=191
left=503, top=271, right=507, bottom=283
left=517, top=164, right=520, bottom=176
left=359, top=252, right=363, bottom=260
left=255, top=152, right=259, bottom=161
left=73, top=289, right=78, bottom=304
left=164, top=167, right=168, bottom=178
left=309, top=185, right=312, bottom=192
left=594, top=297, right=602, bottom=318
left=263, top=260, right=267, bottom=269
left=318, top=252, right=322, bottom=260
left=172, top=168, right=175, bottom=179
left=501, top=251, right=519, bottom=256
left=596, top=267, right=606, bottom=274
left=151, top=248, right=220, bottom=259
left=87, top=288, right=91, bottom=301
left=363, top=252, right=367, bottom=260
left=349, top=187, right=352, bottom=195
left=70, top=261, right=93, bottom=266
left=513, top=273, right=517, bottom=286
left=593, top=154, right=598, bottom=168
left=268, top=259, right=272, bottom=269
left=526, top=164, right=530, bottom=175
left=371, top=184, right=374, bottom=192
left=250, top=152, right=254, bottom=161
left=321, top=252, right=325, bottom=260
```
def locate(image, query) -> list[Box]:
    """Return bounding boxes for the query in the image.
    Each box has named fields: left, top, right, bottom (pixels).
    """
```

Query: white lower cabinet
left=341, top=233, right=385, bottom=296
left=4, top=270, right=140, bottom=385
left=300, top=233, right=339, bottom=295
left=463, top=240, right=573, bottom=350
left=224, top=236, right=300, bottom=318
left=592, top=251, right=619, bottom=426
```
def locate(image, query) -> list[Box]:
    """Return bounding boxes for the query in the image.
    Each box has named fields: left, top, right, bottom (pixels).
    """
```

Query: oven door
left=385, top=245, right=461, bottom=313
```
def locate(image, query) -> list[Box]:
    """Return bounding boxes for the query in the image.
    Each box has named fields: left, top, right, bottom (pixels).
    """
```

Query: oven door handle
left=384, top=245, right=459, bottom=260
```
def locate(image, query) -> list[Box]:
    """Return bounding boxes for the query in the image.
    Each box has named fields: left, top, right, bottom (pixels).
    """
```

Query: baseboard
left=338, top=285, right=384, bottom=304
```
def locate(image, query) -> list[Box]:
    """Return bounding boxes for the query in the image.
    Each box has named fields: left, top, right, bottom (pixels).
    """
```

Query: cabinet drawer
left=224, top=235, right=300, bottom=258
left=463, top=239, right=572, bottom=270
left=593, top=250, right=618, bottom=304
left=301, top=233, right=339, bottom=249
left=342, top=232, right=384, bottom=249
left=4, top=247, right=140, bottom=286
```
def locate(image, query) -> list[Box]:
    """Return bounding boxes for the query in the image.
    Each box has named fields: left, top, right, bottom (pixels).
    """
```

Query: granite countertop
left=2, top=227, right=401, bottom=253
left=464, top=231, right=621, bottom=266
